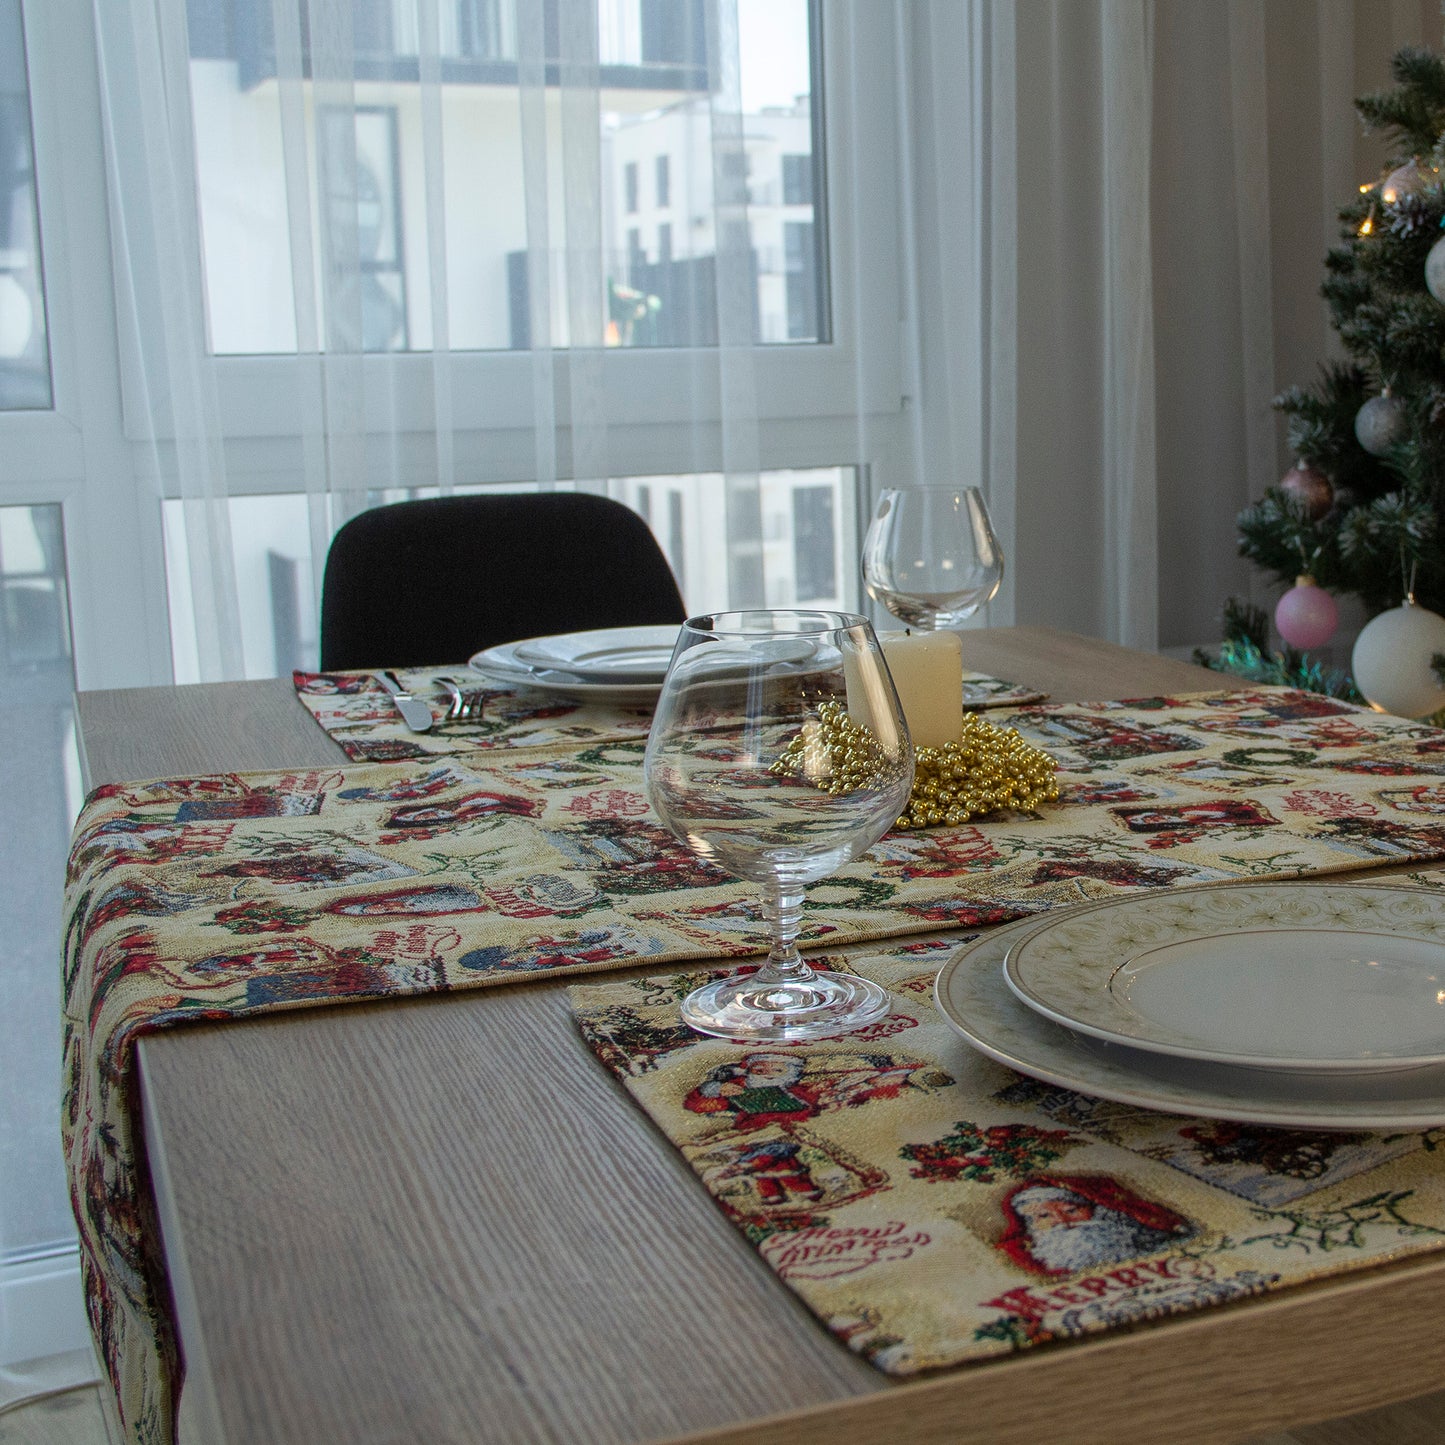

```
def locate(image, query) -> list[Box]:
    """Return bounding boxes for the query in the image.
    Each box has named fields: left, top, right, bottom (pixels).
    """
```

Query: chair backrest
left=319, top=493, right=687, bottom=670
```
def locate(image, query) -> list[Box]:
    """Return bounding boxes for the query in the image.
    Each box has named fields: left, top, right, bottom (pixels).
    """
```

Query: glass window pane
left=185, top=0, right=825, bottom=354
left=163, top=465, right=855, bottom=680
left=0, top=0, right=53, bottom=409
left=0, top=504, right=79, bottom=1262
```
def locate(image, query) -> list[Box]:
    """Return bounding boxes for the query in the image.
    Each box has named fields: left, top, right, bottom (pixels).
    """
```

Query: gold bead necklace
left=770, top=701, right=1058, bottom=829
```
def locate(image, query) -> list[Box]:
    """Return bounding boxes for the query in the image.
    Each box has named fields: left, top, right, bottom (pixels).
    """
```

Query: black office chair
left=318, top=492, right=688, bottom=670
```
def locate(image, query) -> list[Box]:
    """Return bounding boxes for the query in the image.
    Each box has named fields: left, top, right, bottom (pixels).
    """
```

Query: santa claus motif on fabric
left=996, top=1174, right=1197, bottom=1277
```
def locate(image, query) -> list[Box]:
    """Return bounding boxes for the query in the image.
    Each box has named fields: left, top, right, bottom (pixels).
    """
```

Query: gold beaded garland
left=769, top=700, right=1058, bottom=828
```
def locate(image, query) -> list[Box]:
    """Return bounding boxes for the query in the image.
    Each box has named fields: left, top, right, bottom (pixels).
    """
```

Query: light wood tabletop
left=75, top=628, right=1445, bottom=1445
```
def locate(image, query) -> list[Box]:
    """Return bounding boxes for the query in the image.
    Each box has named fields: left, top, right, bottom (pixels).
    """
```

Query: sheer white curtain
left=904, top=0, right=1429, bottom=657
left=85, top=0, right=1431, bottom=687
left=88, top=0, right=920, bottom=687
left=899, top=0, right=1159, bottom=647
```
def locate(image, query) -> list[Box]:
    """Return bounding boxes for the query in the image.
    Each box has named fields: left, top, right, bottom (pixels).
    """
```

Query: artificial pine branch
left=1357, top=46, right=1445, bottom=157
left=1221, top=596, right=1270, bottom=651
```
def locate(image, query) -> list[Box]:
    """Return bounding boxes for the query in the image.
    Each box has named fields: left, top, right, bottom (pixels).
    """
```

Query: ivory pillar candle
left=863, top=629, right=963, bottom=749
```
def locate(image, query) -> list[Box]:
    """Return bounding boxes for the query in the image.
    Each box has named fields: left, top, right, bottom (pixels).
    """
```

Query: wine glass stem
left=756, top=885, right=813, bottom=984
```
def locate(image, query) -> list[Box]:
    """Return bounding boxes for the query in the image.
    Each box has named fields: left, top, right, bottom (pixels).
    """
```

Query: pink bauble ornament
left=1274, top=575, right=1338, bottom=650
left=1278, top=462, right=1333, bottom=520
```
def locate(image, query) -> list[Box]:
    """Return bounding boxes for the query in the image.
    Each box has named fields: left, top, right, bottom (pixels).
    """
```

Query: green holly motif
left=900, top=1120, right=1079, bottom=1184
left=803, top=875, right=897, bottom=912
left=973, top=1313, right=1050, bottom=1349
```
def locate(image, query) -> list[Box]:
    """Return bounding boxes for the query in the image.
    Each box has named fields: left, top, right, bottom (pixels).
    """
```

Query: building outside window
left=624, top=159, right=639, bottom=213
left=655, top=151, right=670, bottom=208
left=784, top=219, right=816, bottom=342
left=781, top=152, right=812, bottom=206
left=791, top=484, right=836, bottom=601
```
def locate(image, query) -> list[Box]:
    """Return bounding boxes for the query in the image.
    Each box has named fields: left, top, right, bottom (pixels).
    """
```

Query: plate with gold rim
left=934, top=912, right=1445, bottom=1130
left=1001, top=883, right=1445, bottom=1074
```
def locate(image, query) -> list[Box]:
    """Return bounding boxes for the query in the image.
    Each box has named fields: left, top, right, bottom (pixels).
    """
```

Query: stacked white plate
left=934, top=882, right=1445, bottom=1128
left=469, top=624, right=680, bottom=703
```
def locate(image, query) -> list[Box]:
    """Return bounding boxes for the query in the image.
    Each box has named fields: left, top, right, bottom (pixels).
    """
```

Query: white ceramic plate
left=508, top=625, right=680, bottom=682
left=936, top=913, right=1445, bottom=1130
left=1002, top=883, right=1445, bottom=1073
left=468, top=644, right=664, bottom=704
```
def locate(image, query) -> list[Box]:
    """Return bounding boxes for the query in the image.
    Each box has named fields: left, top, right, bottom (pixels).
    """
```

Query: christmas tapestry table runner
left=292, top=664, right=1047, bottom=761
left=570, top=925, right=1445, bottom=1378
left=64, top=687, right=1445, bottom=1442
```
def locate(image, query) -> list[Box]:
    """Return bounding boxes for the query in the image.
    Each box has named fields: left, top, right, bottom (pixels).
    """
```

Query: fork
left=435, top=676, right=484, bottom=723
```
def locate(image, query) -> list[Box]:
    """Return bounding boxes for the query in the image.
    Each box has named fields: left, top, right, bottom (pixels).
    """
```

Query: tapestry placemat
left=63, top=687, right=1445, bottom=1441
left=570, top=928, right=1445, bottom=1376
left=292, top=664, right=1047, bottom=761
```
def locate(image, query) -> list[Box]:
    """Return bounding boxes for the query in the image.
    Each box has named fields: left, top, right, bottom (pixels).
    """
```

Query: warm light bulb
left=1359, top=214, right=1374, bottom=236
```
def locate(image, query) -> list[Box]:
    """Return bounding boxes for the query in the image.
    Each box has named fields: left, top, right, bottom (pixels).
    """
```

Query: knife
left=376, top=671, right=434, bottom=732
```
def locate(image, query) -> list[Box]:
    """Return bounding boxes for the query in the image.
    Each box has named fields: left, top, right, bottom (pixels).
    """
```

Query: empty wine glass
left=861, top=486, right=1004, bottom=629
left=643, top=610, right=915, bottom=1041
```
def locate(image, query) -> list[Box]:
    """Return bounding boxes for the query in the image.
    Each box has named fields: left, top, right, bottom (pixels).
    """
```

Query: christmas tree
left=1207, top=46, right=1445, bottom=716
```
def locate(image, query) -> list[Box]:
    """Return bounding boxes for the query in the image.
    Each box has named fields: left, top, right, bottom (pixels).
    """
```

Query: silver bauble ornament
left=1428, top=234, right=1445, bottom=304
left=1381, top=158, right=1436, bottom=204
left=1351, top=599, right=1445, bottom=718
left=1354, top=393, right=1407, bottom=457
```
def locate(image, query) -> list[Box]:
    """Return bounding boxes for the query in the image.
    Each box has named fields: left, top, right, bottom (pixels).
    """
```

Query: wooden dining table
left=74, top=626, right=1445, bottom=1445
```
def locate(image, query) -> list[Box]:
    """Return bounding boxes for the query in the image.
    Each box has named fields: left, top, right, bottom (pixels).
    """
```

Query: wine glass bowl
left=644, top=610, right=915, bottom=1041
left=861, top=486, right=1003, bottom=629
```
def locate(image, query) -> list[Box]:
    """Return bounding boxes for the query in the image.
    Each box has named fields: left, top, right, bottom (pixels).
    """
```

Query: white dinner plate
left=935, top=913, right=1445, bottom=1130
left=1002, top=883, right=1445, bottom=1073
left=466, top=646, right=663, bottom=703
left=508, top=625, right=680, bottom=683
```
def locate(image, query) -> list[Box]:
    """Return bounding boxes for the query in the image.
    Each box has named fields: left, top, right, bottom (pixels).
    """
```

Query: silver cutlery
left=435, top=676, right=485, bottom=723
left=436, top=675, right=464, bottom=718
left=376, top=670, right=434, bottom=732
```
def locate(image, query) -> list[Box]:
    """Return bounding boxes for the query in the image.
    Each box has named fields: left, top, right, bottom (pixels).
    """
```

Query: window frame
left=113, top=0, right=906, bottom=485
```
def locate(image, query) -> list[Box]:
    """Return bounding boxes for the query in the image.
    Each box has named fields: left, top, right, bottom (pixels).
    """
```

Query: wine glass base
left=680, top=969, right=891, bottom=1043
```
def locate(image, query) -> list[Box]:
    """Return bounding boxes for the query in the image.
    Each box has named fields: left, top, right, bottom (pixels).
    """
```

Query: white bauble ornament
left=1428, top=234, right=1445, bottom=304
left=1354, top=392, right=1407, bottom=456
left=1351, top=599, right=1445, bottom=718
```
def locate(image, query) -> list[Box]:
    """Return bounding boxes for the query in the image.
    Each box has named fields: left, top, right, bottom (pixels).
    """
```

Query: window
left=667, top=490, right=686, bottom=592
left=146, top=0, right=905, bottom=681
left=0, top=504, right=82, bottom=1275
left=316, top=105, right=408, bottom=353
left=791, top=484, right=835, bottom=601
left=185, top=0, right=828, bottom=355
left=0, top=0, right=50, bottom=409
left=781, top=152, right=812, bottom=206
left=784, top=220, right=816, bottom=341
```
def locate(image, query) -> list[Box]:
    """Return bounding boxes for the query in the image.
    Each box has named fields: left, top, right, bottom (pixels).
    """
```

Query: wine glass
left=860, top=486, right=1004, bottom=629
left=643, top=610, right=915, bottom=1042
